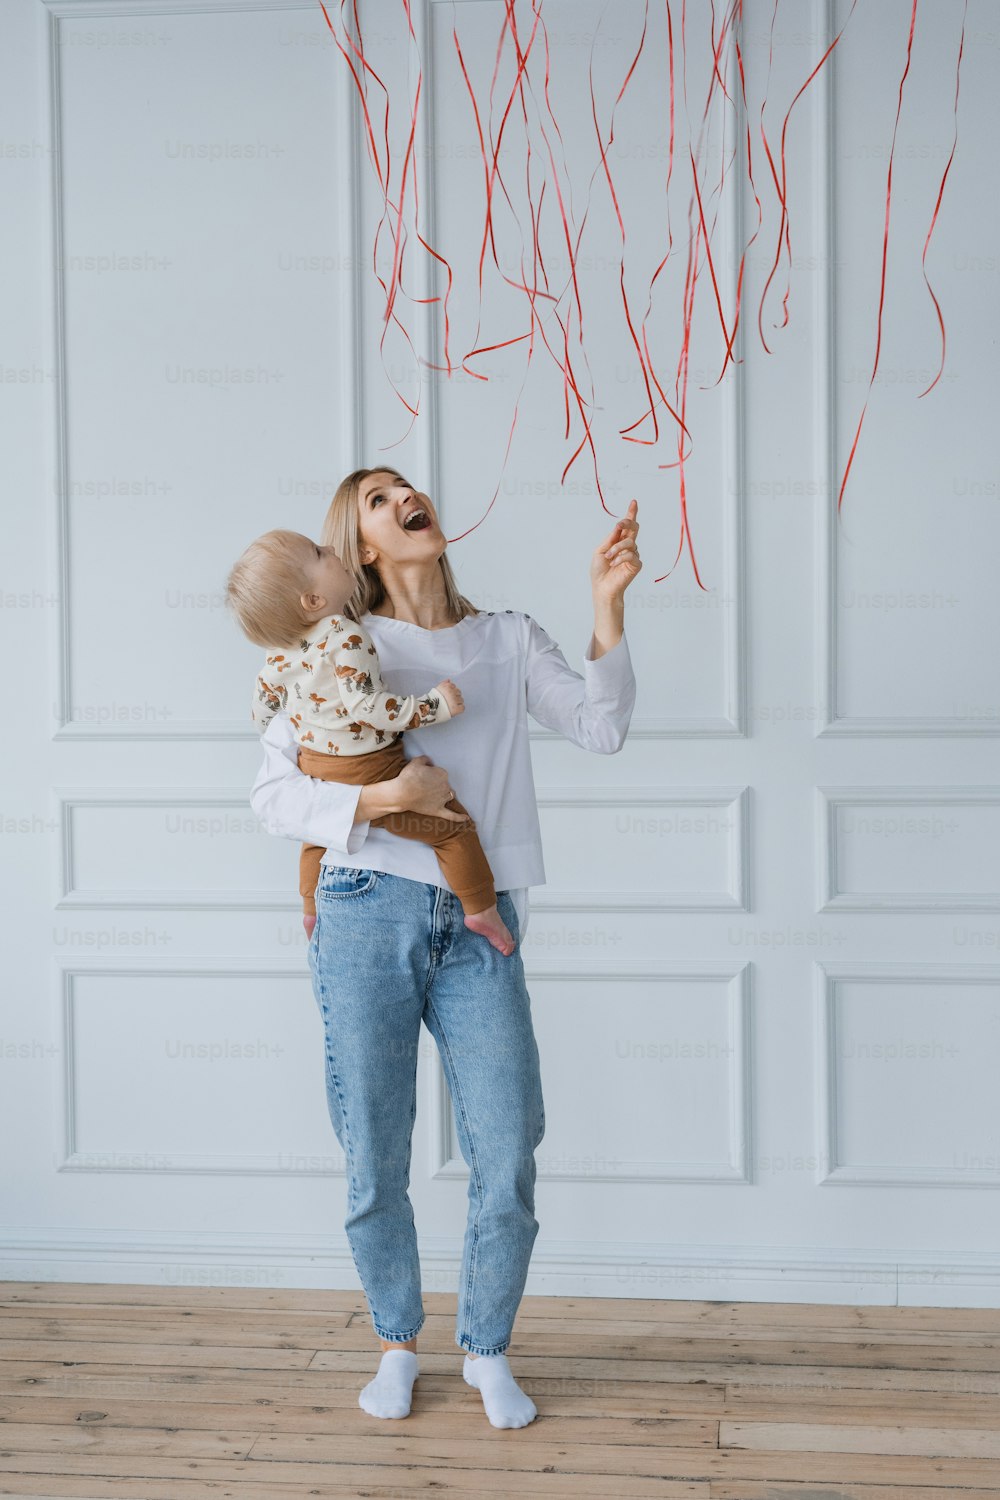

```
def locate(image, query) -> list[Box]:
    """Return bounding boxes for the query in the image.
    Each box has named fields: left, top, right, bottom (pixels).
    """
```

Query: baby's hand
left=436, top=679, right=464, bottom=716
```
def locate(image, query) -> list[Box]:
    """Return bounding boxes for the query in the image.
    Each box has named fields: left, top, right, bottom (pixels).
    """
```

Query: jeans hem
left=373, top=1319, right=425, bottom=1343
left=457, top=1334, right=511, bottom=1356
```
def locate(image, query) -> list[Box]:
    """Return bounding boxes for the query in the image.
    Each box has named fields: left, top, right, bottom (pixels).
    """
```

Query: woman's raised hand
left=590, top=498, right=642, bottom=604
left=395, top=755, right=468, bottom=822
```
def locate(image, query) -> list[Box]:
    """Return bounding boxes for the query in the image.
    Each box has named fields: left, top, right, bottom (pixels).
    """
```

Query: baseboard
left=2, top=1229, right=1000, bottom=1308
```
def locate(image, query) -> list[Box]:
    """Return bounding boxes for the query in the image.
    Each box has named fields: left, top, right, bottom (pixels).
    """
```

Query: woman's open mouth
left=401, top=507, right=431, bottom=532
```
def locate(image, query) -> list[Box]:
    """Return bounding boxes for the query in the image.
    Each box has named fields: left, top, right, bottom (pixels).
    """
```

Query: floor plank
left=1, top=1281, right=997, bottom=1497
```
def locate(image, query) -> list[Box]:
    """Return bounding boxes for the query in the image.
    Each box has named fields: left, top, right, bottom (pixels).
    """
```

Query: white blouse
left=249, top=608, right=637, bottom=942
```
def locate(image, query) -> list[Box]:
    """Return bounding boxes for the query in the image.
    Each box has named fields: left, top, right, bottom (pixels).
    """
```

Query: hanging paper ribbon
left=319, top=0, right=963, bottom=580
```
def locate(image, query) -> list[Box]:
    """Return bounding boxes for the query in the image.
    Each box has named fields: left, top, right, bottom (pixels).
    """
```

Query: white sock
left=463, top=1352, right=537, bottom=1428
left=358, top=1348, right=419, bottom=1419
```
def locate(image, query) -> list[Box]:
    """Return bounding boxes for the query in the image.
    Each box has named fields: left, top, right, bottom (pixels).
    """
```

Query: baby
left=225, top=528, right=515, bottom=956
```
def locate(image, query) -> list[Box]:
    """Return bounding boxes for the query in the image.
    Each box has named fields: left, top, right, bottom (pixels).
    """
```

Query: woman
left=250, top=468, right=641, bottom=1427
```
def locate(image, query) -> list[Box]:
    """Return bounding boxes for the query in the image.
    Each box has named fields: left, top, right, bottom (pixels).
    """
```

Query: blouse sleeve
left=249, top=712, right=372, bottom=855
left=523, top=613, right=637, bottom=752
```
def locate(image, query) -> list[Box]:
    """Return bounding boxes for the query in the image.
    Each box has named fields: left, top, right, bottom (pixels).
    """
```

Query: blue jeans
left=306, top=864, right=546, bottom=1356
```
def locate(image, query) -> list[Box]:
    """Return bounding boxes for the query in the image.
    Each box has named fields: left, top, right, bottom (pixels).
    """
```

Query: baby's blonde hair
left=225, top=529, right=321, bottom=648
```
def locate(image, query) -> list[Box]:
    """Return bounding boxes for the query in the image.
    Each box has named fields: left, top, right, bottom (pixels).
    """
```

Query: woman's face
left=356, top=470, right=444, bottom=568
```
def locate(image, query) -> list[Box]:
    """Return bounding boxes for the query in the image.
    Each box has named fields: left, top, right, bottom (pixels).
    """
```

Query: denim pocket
left=317, top=864, right=381, bottom=900
left=498, top=889, right=520, bottom=944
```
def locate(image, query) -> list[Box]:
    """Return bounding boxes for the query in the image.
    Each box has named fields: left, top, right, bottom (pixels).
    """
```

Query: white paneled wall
left=3, top=0, right=999, bottom=1305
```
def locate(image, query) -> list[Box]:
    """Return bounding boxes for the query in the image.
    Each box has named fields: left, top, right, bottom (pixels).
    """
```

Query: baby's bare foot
left=465, top=905, right=516, bottom=956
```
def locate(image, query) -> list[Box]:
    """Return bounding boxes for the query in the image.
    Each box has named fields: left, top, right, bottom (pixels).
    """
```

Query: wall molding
left=536, top=786, right=751, bottom=913
left=41, top=0, right=360, bottom=739
left=816, top=785, right=1000, bottom=913
left=814, top=15, right=999, bottom=738
left=53, top=788, right=291, bottom=910
left=430, top=959, right=753, bottom=1185
left=56, top=956, right=752, bottom=1186
left=54, top=784, right=752, bottom=912
left=815, top=960, right=1000, bottom=1187
left=419, top=0, right=749, bottom=741
left=42, top=0, right=311, bottom=13
left=41, top=0, right=748, bottom=741
left=56, top=958, right=341, bottom=1176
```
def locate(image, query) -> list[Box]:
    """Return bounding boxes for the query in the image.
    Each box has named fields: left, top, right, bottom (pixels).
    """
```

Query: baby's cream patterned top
left=251, top=612, right=452, bottom=755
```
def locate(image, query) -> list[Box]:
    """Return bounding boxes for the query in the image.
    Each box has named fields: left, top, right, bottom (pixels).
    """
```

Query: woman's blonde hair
left=321, top=467, right=480, bottom=625
left=225, top=529, right=319, bottom=648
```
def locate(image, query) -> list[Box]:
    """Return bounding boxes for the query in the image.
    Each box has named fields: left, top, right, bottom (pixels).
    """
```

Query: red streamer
left=318, top=0, right=965, bottom=579
left=837, top=0, right=919, bottom=515
left=917, top=0, right=968, bottom=400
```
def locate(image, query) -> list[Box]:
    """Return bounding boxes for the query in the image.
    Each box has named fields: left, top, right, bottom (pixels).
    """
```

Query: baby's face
left=307, top=541, right=355, bottom=615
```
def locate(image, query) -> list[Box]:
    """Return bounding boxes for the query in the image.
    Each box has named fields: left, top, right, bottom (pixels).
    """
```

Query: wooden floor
left=2, top=1282, right=999, bottom=1498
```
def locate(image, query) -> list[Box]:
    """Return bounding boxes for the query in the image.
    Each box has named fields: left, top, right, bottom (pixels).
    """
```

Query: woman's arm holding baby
left=250, top=716, right=466, bottom=853
left=359, top=756, right=465, bottom=823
